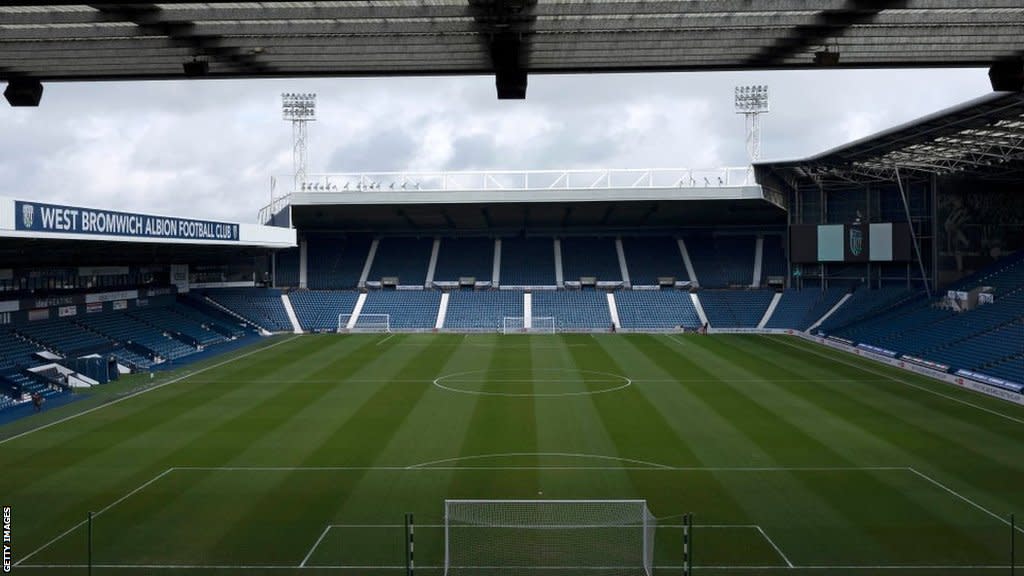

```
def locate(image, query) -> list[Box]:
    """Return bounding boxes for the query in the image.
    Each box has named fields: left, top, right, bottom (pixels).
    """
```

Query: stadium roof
left=755, top=91, right=1024, bottom=186
left=2, top=1, right=1023, bottom=99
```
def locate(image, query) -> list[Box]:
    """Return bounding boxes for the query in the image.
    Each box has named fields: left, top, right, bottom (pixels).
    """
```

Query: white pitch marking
left=907, top=467, right=1024, bottom=535
left=375, top=333, right=397, bottom=346
left=406, top=452, right=674, bottom=470
left=0, top=335, right=303, bottom=446
left=299, top=525, right=333, bottom=567
left=432, top=368, right=632, bottom=398
left=15, top=467, right=177, bottom=566
left=769, top=335, right=1024, bottom=426
left=756, top=525, right=794, bottom=568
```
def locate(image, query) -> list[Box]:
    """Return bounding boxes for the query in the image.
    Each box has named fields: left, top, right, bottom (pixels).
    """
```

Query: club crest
left=849, top=227, right=863, bottom=256
left=21, top=203, right=34, bottom=228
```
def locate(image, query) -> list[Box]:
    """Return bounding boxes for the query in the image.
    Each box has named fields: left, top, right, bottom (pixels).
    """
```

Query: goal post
left=502, top=316, right=557, bottom=334
left=444, top=499, right=657, bottom=576
left=337, top=313, right=391, bottom=333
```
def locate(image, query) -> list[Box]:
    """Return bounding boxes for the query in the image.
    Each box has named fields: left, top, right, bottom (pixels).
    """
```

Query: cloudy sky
left=0, top=67, right=990, bottom=224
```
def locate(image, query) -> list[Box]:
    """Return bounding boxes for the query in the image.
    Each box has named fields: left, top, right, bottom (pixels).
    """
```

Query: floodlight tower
left=734, top=85, right=770, bottom=164
left=282, top=92, right=316, bottom=192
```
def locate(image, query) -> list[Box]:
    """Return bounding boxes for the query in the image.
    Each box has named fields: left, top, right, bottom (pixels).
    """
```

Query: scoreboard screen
left=790, top=223, right=912, bottom=264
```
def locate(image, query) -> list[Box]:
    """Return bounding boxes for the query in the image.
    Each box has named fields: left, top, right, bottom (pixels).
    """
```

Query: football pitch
left=2, top=333, right=1022, bottom=576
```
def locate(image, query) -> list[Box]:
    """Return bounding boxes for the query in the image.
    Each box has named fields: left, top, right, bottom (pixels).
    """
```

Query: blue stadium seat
left=368, top=237, right=434, bottom=285
left=444, top=290, right=523, bottom=331
left=289, top=290, right=360, bottom=332
left=615, top=290, right=700, bottom=330
left=307, top=234, right=372, bottom=289
left=361, top=290, right=440, bottom=329
left=622, top=237, right=688, bottom=286
left=560, top=237, right=621, bottom=282
left=434, top=238, right=494, bottom=281
left=203, top=288, right=293, bottom=332
left=532, top=290, right=612, bottom=331
left=501, top=237, right=555, bottom=286
left=699, top=290, right=774, bottom=328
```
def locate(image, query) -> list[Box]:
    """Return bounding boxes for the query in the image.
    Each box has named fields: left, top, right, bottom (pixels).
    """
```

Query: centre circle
left=433, top=369, right=631, bottom=397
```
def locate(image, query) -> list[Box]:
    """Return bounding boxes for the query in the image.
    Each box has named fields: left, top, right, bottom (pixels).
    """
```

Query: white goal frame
left=444, top=498, right=656, bottom=576
left=336, top=313, right=391, bottom=333
left=502, top=316, right=556, bottom=334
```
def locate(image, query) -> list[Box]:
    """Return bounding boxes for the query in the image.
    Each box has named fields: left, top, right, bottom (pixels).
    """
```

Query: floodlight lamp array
left=282, top=92, right=317, bottom=120
left=734, top=85, right=769, bottom=113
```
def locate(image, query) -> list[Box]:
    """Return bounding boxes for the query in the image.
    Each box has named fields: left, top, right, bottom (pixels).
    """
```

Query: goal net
left=336, top=313, right=391, bottom=333
left=444, top=499, right=656, bottom=576
left=502, top=316, right=557, bottom=334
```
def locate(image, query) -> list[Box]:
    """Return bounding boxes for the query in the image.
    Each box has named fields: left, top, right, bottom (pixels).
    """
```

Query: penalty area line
left=299, top=525, right=333, bottom=568
left=15, top=467, right=177, bottom=567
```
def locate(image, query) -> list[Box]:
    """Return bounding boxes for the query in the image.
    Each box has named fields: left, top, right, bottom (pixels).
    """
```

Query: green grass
left=2, top=333, right=1023, bottom=576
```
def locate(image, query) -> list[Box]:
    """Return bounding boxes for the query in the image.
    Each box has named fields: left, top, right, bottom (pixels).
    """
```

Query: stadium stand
left=16, top=319, right=111, bottom=357
left=815, top=285, right=917, bottom=334
left=686, top=235, right=756, bottom=287
left=500, top=237, right=556, bottom=286
left=289, top=290, right=360, bottom=332
left=444, top=289, right=522, bottom=331
left=765, top=287, right=846, bottom=330
left=434, top=237, right=494, bottom=281
left=560, top=237, right=621, bottom=282
left=275, top=248, right=300, bottom=287
left=361, top=290, right=441, bottom=329
left=170, top=302, right=247, bottom=339
left=532, top=290, right=612, bottom=331
left=202, top=288, right=292, bottom=332
left=614, top=290, right=701, bottom=330
left=760, top=235, right=787, bottom=285
left=367, top=237, right=434, bottom=286
left=307, top=234, right=373, bottom=289
left=699, top=290, right=774, bottom=328
left=128, top=306, right=227, bottom=346
left=79, top=311, right=197, bottom=361
left=621, top=236, right=688, bottom=286
left=0, top=327, right=40, bottom=372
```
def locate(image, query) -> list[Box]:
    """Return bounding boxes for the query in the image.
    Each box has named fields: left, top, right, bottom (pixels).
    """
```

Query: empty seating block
left=766, top=287, right=847, bottom=330
left=761, top=235, right=787, bottom=284
left=501, top=237, right=556, bottom=286
left=129, top=307, right=226, bottom=346
left=17, top=319, right=111, bottom=356
left=560, top=237, right=621, bottom=282
left=290, top=290, right=359, bottom=332
left=622, top=237, right=687, bottom=286
left=275, top=248, right=300, bottom=287
left=368, top=238, right=434, bottom=285
left=532, top=291, right=612, bottom=331
left=686, top=235, right=756, bottom=288
left=817, top=285, right=915, bottom=334
left=0, top=327, right=41, bottom=372
left=615, top=290, right=701, bottom=330
left=444, top=290, right=523, bottom=331
left=699, top=291, right=774, bottom=328
left=79, top=311, right=197, bottom=361
left=361, top=291, right=440, bottom=329
left=434, top=238, right=493, bottom=281
left=307, top=234, right=372, bottom=289
left=204, top=289, right=293, bottom=332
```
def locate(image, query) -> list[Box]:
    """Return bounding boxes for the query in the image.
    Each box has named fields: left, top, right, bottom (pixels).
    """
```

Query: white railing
left=259, top=167, right=754, bottom=223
